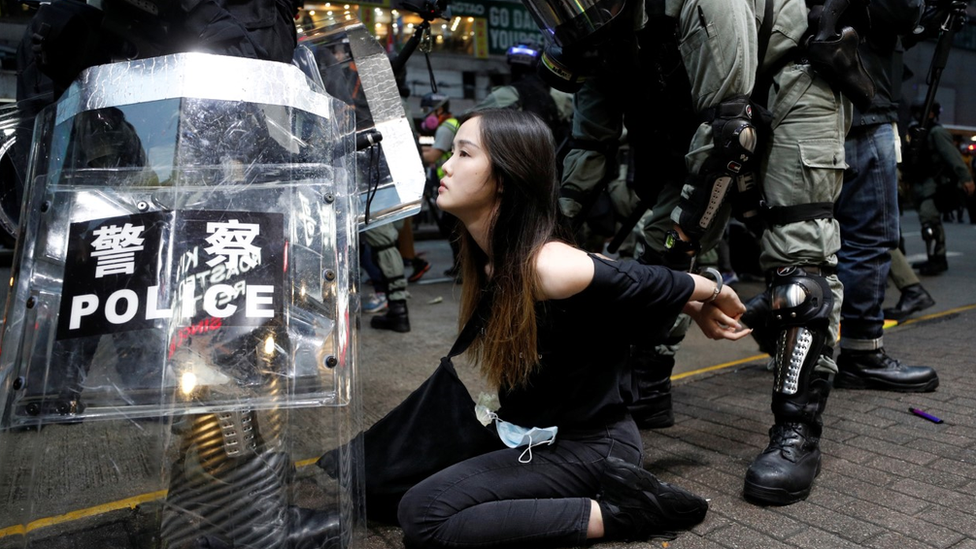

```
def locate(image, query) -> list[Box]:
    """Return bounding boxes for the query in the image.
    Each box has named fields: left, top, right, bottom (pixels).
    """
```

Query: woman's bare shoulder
left=534, top=241, right=595, bottom=300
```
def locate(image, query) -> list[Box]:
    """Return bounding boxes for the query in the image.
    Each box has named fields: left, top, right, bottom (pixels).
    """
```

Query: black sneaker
left=915, top=256, right=948, bottom=276
left=443, top=264, right=462, bottom=284
left=598, top=457, right=708, bottom=541
left=407, top=258, right=431, bottom=283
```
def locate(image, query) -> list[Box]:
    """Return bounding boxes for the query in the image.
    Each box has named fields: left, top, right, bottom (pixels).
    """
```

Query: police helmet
left=521, top=0, right=626, bottom=50
left=521, top=0, right=629, bottom=93
left=421, top=92, right=450, bottom=117
left=506, top=42, right=542, bottom=68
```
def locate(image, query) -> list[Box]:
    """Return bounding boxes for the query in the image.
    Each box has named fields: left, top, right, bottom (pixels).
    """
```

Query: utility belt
left=763, top=263, right=837, bottom=286
left=799, top=0, right=874, bottom=109
left=753, top=0, right=874, bottom=111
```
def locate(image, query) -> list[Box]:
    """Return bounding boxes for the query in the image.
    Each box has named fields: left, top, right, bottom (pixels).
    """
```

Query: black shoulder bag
left=317, top=298, right=502, bottom=524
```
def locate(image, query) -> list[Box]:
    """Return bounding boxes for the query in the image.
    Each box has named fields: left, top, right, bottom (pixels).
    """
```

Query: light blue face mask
left=488, top=412, right=558, bottom=463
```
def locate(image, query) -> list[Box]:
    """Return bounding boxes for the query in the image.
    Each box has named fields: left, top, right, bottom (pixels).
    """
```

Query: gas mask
left=421, top=113, right=441, bottom=132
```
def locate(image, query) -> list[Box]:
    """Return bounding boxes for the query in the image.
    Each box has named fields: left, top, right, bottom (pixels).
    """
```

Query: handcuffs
left=698, top=267, right=723, bottom=304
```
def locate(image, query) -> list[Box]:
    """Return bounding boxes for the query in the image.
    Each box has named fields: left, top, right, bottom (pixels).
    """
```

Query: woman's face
left=436, top=117, right=498, bottom=221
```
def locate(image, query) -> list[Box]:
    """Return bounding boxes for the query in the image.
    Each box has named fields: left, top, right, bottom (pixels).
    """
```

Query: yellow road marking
left=665, top=304, right=976, bottom=381
left=891, top=303, right=976, bottom=327
left=672, top=353, right=769, bottom=381
left=0, top=459, right=320, bottom=539
left=0, top=490, right=167, bottom=537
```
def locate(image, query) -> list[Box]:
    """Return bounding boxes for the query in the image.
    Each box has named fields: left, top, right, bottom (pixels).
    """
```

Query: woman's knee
left=397, top=485, right=442, bottom=548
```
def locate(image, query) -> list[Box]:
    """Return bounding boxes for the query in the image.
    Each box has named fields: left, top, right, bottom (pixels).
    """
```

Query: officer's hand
left=963, top=180, right=975, bottom=197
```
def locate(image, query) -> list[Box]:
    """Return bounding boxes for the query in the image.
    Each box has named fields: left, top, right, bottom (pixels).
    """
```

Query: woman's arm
left=535, top=244, right=749, bottom=341
left=685, top=271, right=725, bottom=303
left=534, top=241, right=595, bottom=300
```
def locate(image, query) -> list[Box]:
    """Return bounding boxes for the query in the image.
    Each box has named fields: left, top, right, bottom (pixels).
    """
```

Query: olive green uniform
left=363, top=221, right=407, bottom=302
left=641, top=0, right=850, bottom=356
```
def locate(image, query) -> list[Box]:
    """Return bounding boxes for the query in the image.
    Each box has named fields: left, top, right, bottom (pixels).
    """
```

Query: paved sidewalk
left=358, top=229, right=976, bottom=549
left=636, top=307, right=976, bottom=549
left=361, top=300, right=976, bottom=549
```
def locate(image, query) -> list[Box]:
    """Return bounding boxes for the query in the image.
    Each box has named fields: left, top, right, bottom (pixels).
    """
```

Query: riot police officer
left=521, top=0, right=873, bottom=506
left=903, top=101, right=976, bottom=275
left=639, top=0, right=863, bottom=507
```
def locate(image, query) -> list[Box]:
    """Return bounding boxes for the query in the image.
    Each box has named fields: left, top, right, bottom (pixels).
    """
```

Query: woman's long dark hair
left=456, top=108, right=569, bottom=391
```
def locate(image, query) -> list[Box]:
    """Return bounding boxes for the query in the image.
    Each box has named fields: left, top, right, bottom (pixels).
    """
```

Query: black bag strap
left=752, top=0, right=785, bottom=110
left=757, top=0, right=774, bottom=72
left=447, top=292, right=493, bottom=358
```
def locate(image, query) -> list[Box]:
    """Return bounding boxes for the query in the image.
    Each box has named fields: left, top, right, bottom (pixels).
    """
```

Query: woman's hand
left=685, top=286, right=752, bottom=341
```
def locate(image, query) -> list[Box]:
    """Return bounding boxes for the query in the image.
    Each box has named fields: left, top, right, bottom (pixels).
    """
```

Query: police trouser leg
left=744, top=266, right=834, bottom=506
left=20, top=336, right=99, bottom=419
left=559, top=72, right=625, bottom=230
left=363, top=223, right=410, bottom=332
left=917, top=221, right=948, bottom=274
left=628, top=315, right=692, bottom=429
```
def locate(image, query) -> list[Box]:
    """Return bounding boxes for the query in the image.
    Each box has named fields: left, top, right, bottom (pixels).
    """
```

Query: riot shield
left=297, top=14, right=427, bottom=230
left=0, top=104, right=24, bottom=248
left=0, top=53, right=365, bottom=548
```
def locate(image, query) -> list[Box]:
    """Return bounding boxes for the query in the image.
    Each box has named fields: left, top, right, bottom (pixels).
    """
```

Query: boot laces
left=765, top=423, right=815, bottom=462
left=875, top=349, right=905, bottom=371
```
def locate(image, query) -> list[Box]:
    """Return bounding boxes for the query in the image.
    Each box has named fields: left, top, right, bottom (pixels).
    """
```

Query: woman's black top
left=496, top=254, right=694, bottom=430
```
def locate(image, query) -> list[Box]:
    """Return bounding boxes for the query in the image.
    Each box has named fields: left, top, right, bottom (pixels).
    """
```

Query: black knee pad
left=768, top=266, right=833, bottom=398
left=672, top=95, right=763, bottom=241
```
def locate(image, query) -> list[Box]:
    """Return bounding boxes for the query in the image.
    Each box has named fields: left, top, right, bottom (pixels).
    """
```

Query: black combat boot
left=370, top=299, right=410, bottom=332
left=629, top=346, right=677, bottom=429
left=744, top=422, right=823, bottom=505
left=744, top=371, right=831, bottom=506
left=599, top=457, right=708, bottom=541
left=916, top=254, right=948, bottom=275
left=835, top=348, right=939, bottom=391
left=883, top=284, right=935, bottom=321
left=913, top=223, right=948, bottom=275
left=286, top=506, right=342, bottom=549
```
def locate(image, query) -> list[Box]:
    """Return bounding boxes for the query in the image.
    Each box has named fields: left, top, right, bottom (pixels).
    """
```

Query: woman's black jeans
left=397, top=417, right=643, bottom=548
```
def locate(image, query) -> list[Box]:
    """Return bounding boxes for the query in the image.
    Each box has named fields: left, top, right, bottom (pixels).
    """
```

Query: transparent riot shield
left=0, top=104, right=22, bottom=247
left=297, top=14, right=427, bottom=230
left=0, top=53, right=365, bottom=548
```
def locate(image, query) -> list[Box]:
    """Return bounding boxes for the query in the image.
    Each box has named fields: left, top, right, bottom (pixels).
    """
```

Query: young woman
left=397, top=109, right=750, bottom=547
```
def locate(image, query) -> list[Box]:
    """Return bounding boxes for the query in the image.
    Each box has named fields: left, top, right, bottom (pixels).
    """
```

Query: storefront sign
left=451, top=0, right=544, bottom=55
